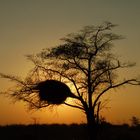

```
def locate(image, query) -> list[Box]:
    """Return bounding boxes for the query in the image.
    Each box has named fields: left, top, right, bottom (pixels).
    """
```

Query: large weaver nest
left=34, top=80, right=76, bottom=105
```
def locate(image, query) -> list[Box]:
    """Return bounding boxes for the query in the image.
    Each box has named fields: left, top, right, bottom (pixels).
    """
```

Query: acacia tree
left=0, top=22, right=139, bottom=139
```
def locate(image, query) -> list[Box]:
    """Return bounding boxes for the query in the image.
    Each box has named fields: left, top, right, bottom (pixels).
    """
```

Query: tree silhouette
left=0, top=22, right=140, bottom=140
left=130, top=116, right=140, bottom=127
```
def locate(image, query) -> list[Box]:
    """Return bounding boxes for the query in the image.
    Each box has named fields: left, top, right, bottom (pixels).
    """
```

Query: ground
left=0, top=123, right=140, bottom=140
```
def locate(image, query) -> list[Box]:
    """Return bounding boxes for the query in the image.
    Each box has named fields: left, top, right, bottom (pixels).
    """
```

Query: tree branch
left=93, top=79, right=140, bottom=110
left=63, top=102, right=84, bottom=110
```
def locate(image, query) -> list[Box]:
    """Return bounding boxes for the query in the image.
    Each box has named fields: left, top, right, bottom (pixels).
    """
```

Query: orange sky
left=0, top=0, right=140, bottom=125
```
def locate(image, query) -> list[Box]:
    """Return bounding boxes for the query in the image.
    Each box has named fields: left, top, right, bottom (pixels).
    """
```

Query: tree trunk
left=86, top=109, right=99, bottom=140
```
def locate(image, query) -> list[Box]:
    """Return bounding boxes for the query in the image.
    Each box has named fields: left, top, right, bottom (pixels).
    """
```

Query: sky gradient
left=0, top=0, right=140, bottom=125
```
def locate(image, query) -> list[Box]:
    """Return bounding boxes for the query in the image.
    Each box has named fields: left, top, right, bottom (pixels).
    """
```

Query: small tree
left=0, top=22, right=139, bottom=139
left=130, top=116, right=140, bottom=127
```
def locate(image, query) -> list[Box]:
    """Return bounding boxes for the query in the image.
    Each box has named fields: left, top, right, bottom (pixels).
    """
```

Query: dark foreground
left=0, top=123, right=140, bottom=140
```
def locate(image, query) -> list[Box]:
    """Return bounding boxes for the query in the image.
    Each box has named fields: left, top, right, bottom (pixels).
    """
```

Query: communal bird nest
left=34, top=80, right=76, bottom=105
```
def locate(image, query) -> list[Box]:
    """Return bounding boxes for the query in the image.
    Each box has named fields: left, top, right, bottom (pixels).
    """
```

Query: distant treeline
left=0, top=123, right=140, bottom=140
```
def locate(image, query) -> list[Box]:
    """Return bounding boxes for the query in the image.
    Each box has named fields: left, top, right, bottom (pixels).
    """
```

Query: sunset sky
left=0, top=0, right=140, bottom=125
